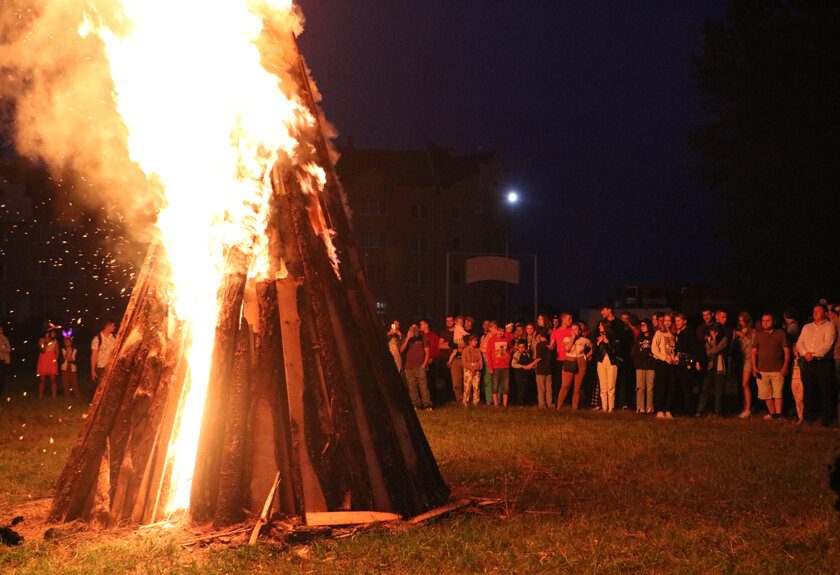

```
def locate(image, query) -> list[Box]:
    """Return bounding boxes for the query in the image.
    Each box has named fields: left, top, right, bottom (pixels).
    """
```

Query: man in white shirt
left=91, top=321, right=117, bottom=385
left=795, top=304, right=838, bottom=426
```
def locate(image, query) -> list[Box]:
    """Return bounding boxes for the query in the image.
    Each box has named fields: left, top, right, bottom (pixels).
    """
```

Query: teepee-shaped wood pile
left=47, top=33, right=449, bottom=529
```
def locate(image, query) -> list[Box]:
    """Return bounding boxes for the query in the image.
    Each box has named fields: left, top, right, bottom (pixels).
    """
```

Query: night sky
left=296, top=1, right=729, bottom=310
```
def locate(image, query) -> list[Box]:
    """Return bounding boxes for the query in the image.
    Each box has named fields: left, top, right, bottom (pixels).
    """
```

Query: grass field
left=1, top=395, right=840, bottom=574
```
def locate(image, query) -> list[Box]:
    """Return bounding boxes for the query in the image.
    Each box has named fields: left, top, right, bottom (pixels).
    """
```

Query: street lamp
left=506, top=191, right=519, bottom=205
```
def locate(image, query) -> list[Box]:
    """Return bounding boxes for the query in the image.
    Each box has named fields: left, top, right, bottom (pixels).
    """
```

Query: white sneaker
left=665, top=412, right=674, bottom=419
left=655, top=411, right=665, bottom=419
left=738, top=410, right=751, bottom=419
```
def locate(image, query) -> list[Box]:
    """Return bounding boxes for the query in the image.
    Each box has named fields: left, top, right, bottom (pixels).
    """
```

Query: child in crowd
left=511, top=339, right=536, bottom=405
left=60, top=333, right=80, bottom=398
left=37, top=328, right=59, bottom=398
left=461, top=335, right=483, bottom=406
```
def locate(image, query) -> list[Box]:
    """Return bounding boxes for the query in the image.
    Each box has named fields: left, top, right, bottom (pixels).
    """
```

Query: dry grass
left=2, top=397, right=840, bottom=574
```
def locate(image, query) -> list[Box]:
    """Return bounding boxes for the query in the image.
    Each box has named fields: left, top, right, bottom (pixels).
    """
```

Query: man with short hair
left=401, top=324, right=431, bottom=410
left=438, top=316, right=458, bottom=403
left=783, top=308, right=801, bottom=343
left=602, top=304, right=633, bottom=409
left=91, top=320, right=116, bottom=385
left=795, top=304, right=838, bottom=426
left=752, top=314, right=790, bottom=419
left=674, top=313, right=702, bottom=415
left=480, top=320, right=494, bottom=403
left=697, top=308, right=714, bottom=342
left=419, top=319, right=442, bottom=405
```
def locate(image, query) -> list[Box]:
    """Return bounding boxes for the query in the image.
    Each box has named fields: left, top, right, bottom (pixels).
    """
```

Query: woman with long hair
left=632, top=319, right=656, bottom=413
left=733, top=312, right=756, bottom=418
left=595, top=320, right=619, bottom=412
left=651, top=313, right=677, bottom=418
left=37, top=328, right=59, bottom=398
left=556, top=323, right=591, bottom=410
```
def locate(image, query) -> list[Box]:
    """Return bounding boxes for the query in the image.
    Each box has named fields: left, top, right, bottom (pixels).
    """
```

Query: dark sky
left=297, top=1, right=729, bottom=308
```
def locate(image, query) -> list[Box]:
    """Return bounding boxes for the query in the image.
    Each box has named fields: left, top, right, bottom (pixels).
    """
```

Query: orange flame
left=78, top=0, right=336, bottom=513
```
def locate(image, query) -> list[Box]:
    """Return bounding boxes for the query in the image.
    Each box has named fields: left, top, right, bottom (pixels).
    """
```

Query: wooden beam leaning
left=214, top=318, right=254, bottom=527
left=48, top=241, right=171, bottom=523
left=189, top=248, right=249, bottom=523
left=275, top=272, right=327, bottom=515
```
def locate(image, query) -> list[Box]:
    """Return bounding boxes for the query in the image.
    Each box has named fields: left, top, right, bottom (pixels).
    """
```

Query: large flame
left=78, top=0, right=331, bottom=513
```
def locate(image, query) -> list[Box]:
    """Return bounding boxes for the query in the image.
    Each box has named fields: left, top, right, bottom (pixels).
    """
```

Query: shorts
left=756, top=371, right=784, bottom=400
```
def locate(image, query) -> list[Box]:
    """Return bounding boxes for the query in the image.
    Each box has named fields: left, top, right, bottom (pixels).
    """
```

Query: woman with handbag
left=557, top=323, right=591, bottom=410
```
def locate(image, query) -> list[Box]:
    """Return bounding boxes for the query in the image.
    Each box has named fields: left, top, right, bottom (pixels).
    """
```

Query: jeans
left=597, top=358, right=618, bottom=412
left=636, top=369, right=655, bottom=412
left=697, top=371, right=724, bottom=415
left=491, top=367, right=510, bottom=396
left=405, top=366, right=431, bottom=409
left=536, top=374, right=553, bottom=407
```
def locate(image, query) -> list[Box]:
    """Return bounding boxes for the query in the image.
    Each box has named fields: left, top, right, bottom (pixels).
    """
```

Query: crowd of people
left=386, top=302, right=840, bottom=426
left=0, top=320, right=117, bottom=400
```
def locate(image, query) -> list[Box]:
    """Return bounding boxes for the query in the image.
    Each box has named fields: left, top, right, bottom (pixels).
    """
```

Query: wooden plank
left=189, top=253, right=249, bottom=523
left=275, top=274, right=327, bottom=514
left=304, top=511, right=401, bottom=527
left=408, top=499, right=472, bottom=525
left=248, top=471, right=281, bottom=545
left=214, top=320, right=254, bottom=527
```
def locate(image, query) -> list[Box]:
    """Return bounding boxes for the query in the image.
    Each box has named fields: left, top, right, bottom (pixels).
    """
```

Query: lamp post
left=503, top=190, right=519, bottom=319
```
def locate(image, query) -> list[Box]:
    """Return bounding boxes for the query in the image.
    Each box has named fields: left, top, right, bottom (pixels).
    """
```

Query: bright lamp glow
left=506, top=191, right=519, bottom=204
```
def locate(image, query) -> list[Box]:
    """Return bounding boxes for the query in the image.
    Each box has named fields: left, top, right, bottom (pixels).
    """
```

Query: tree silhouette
left=691, top=0, right=840, bottom=309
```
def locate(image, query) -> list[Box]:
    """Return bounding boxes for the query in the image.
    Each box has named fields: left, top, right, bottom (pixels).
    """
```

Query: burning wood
left=46, top=2, right=449, bottom=531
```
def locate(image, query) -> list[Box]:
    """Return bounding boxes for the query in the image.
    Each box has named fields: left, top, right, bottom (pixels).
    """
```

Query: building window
left=414, top=237, right=429, bottom=253
left=367, top=264, right=386, bottom=283
left=376, top=301, right=387, bottom=319
left=360, top=231, right=388, bottom=249
left=410, top=204, right=429, bottom=219
left=360, top=197, right=388, bottom=216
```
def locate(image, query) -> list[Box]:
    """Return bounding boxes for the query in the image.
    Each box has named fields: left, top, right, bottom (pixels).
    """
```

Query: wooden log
left=251, top=279, right=301, bottom=517
left=275, top=273, right=327, bottom=514
left=139, top=324, right=191, bottom=524
left=213, top=319, right=253, bottom=527
left=106, top=292, right=169, bottom=521
left=284, top=36, right=450, bottom=516
left=189, top=250, right=249, bottom=523
left=48, top=243, right=173, bottom=523
left=108, top=315, right=188, bottom=525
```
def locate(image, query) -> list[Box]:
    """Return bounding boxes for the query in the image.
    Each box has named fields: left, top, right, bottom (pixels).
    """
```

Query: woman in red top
left=37, top=328, right=59, bottom=398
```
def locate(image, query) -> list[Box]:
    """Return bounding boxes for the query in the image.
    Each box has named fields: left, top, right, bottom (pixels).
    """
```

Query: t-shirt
left=404, top=337, right=427, bottom=370
left=424, top=331, right=440, bottom=360
left=487, top=336, right=512, bottom=369
left=91, top=332, right=116, bottom=368
left=753, top=328, right=788, bottom=372
left=550, top=327, right=572, bottom=361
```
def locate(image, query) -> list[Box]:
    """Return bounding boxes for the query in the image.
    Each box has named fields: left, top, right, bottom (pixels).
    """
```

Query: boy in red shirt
left=487, top=324, right=513, bottom=407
